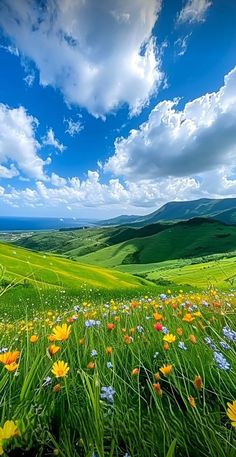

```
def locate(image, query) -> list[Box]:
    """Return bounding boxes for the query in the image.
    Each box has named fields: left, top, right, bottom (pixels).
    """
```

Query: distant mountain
left=97, top=198, right=236, bottom=227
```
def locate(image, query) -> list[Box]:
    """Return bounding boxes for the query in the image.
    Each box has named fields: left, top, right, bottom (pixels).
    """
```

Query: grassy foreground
left=0, top=287, right=235, bottom=456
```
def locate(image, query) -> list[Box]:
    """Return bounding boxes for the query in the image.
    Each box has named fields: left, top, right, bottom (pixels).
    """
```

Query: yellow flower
left=30, top=335, right=38, bottom=343
left=51, top=323, right=71, bottom=342
left=106, top=346, right=113, bottom=354
left=159, top=364, right=173, bottom=376
left=0, top=420, right=19, bottom=455
left=227, top=400, right=236, bottom=428
left=188, top=396, right=196, bottom=408
left=0, top=420, right=19, bottom=440
left=51, top=360, right=69, bottom=378
left=163, top=334, right=176, bottom=343
left=5, top=362, right=18, bottom=372
left=48, top=344, right=60, bottom=356
left=0, top=351, right=20, bottom=365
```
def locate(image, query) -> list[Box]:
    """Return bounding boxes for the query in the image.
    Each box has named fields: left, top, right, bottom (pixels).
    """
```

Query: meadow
left=0, top=235, right=236, bottom=456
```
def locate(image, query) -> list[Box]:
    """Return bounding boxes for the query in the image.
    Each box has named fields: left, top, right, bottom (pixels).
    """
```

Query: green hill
left=0, top=242, right=151, bottom=291
left=79, top=219, right=236, bottom=268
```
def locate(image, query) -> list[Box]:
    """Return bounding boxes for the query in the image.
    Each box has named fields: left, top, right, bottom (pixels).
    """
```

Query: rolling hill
left=98, top=197, right=236, bottom=226
left=0, top=242, right=151, bottom=291
left=78, top=218, right=236, bottom=268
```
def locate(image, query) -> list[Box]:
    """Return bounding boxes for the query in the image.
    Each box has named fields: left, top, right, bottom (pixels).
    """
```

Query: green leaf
left=166, top=439, right=177, bottom=457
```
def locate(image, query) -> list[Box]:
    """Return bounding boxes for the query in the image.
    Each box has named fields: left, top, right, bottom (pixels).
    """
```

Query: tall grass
left=0, top=286, right=235, bottom=456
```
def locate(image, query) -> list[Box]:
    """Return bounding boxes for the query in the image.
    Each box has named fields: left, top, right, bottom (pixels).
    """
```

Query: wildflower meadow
left=0, top=288, right=235, bottom=456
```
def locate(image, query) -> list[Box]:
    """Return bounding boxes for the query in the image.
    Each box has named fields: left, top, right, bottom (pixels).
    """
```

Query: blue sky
left=0, top=0, right=236, bottom=218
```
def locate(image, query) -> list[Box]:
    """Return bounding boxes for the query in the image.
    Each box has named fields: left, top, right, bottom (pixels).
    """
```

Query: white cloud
left=64, top=118, right=84, bottom=137
left=24, top=72, right=35, bottom=87
left=42, top=128, right=65, bottom=153
left=0, top=164, right=19, bottom=179
left=177, top=0, right=212, bottom=25
left=174, top=33, right=192, bottom=56
left=50, top=173, right=67, bottom=187
left=105, top=67, right=236, bottom=182
left=0, top=0, right=163, bottom=117
left=0, top=103, right=49, bottom=180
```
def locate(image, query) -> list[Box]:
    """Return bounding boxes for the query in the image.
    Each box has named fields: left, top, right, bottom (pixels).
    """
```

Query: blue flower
left=223, top=326, right=236, bottom=342
left=42, top=376, right=52, bottom=387
left=178, top=341, right=187, bottom=350
left=204, top=336, right=216, bottom=350
left=160, top=294, right=167, bottom=301
left=85, top=319, right=101, bottom=328
left=213, top=351, right=231, bottom=371
left=100, top=386, right=116, bottom=404
left=153, top=352, right=159, bottom=359
left=219, top=341, right=231, bottom=350
left=162, top=327, right=169, bottom=335
left=107, top=362, right=113, bottom=369
left=90, top=349, right=98, bottom=357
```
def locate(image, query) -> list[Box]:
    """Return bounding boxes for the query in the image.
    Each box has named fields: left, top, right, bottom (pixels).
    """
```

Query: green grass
left=146, top=256, right=236, bottom=290
left=0, top=290, right=235, bottom=456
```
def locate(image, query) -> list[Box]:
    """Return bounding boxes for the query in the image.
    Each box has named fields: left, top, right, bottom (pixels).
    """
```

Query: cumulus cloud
left=105, top=66, right=236, bottom=181
left=0, top=103, right=49, bottom=180
left=177, top=0, right=212, bottom=25
left=42, top=128, right=65, bottom=153
left=0, top=0, right=163, bottom=117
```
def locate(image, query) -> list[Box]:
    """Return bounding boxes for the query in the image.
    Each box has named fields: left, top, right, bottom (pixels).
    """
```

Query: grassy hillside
left=0, top=242, right=151, bottom=292
left=79, top=219, right=236, bottom=267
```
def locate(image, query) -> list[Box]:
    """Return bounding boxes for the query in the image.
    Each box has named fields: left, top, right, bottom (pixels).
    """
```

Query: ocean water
left=0, top=217, right=97, bottom=232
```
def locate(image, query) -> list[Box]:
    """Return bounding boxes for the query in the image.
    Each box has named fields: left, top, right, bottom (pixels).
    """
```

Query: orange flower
left=153, top=382, right=162, bottom=396
left=79, top=338, right=85, bottom=345
left=48, top=344, right=60, bottom=356
left=107, top=323, right=115, bottom=330
left=188, top=396, right=196, bottom=408
left=176, top=328, right=183, bottom=336
left=163, top=342, right=170, bottom=351
left=0, top=351, right=20, bottom=365
left=160, top=364, right=173, bottom=376
left=5, top=362, right=18, bottom=372
left=153, top=312, right=163, bottom=321
left=189, top=334, right=197, bottom=344
left=87, top=361, right=95, bottom=369
left=182, top=313, right=195, bottom=323
left=154, top=372, right=161, bottom=381
left=124, top=334, right=133, bottom=344
left=30, top=335, right=38, bottom=343
left=48, top=334, right=56, bottom=342
left=106, top=346, right=113, bottom=354
left=131, top=301, right=139, bottom=309
left=194, top=375, right=203, bottom=390
left=132, top=368, right=140, bottom=376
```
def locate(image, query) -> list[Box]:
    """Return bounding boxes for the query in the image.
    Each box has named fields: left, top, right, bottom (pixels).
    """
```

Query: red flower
left=154, top=322, right=163, bottom=331
left=107, top=323, right=115, bottom=330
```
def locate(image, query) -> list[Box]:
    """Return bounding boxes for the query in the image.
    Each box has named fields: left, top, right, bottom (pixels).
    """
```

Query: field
left=0, top=233, right=236, bottom=456
left=0, top=286, right=236, bottom=457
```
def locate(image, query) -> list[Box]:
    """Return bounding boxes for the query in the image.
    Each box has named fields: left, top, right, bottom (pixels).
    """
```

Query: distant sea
left=0, top=217, right=97, bottom=232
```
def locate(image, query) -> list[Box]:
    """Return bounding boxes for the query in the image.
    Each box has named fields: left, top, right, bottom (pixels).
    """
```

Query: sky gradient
left=0, top=0, right=236, bottom=218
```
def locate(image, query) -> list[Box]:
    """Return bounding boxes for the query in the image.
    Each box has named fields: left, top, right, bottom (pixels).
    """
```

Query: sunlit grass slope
left=0, top=243, right=151, bottom=291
